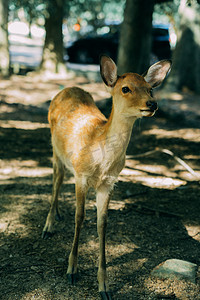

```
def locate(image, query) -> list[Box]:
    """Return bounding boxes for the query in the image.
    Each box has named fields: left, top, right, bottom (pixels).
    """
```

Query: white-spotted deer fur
left=42, top=56, right=171, bottom=299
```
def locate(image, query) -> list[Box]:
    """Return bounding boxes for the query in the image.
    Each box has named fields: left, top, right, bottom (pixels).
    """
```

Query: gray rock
left=151, top=259, right=197, bottom=283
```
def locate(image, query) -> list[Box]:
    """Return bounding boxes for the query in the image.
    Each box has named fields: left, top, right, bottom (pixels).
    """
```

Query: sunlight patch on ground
left=126, top=161, right=177, bottom=178
left=87, top=239, right=99, bottom=250
left=3, top=89, right=34, bottom=104
left=0, top=217, right=27, bottom=235
left=143, top=128, right=200, bottom=142
left=19, top=289, right=50, bottom=300
left=0, top=120, right=49, bottom=129
left=109, top=199, right=126, bottom=210
left=0, top=193, right=50, bottom=238
left=0, top=197, right=27, bottom=234
left=143, top=276, right=191, bottom=299
left=137, top=176, right=186, bottom=189
left=111, top=257, right=147, bottom=273
left=0, top=159, right=52, bottom=180
left=0, top=103, right=16, bottom=113
left=156, top=90, right=184, bottom=101
left=184, top=154, right=200, bottom=160
left=120, top=168, right=147, bottom=177
left=125, top=161, right=199, bottom=182
left=86, top=85, right=110, bottom=101
left=0, top=218, right=27, bottom=235
left=178, top=170, right=200, bottom=181
left=0, top=76, right=60, bottom=105
left=168, top=92, right=184, bottom=101
left=63, top=176, right=76, bottom=185
left=107, top=243, right=138, bottom=257
left=0, top=74, right=107, bottom=106
left=119, top=168, right=186, bottom=189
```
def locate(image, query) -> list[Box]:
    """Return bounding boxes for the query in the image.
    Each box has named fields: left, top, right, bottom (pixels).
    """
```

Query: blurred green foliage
left=9, top=0, right=125, bottom=36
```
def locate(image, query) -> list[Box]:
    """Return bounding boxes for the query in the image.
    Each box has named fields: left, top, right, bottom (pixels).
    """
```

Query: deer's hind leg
left=67, top=178, right=88, bottom=284
left=42, top=152, right=64, bottom=239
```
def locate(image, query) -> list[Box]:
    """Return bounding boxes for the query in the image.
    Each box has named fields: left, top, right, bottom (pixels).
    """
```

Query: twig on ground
left=129, top=147, right=200, bottom=181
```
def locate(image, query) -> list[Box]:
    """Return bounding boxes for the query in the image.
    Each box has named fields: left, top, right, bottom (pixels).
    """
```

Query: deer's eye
left=150, top=89, right=153, bottom=97
left=122, top=86, right=131, bottom=94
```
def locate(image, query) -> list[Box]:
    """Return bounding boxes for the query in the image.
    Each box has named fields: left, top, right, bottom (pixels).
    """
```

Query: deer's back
left=48, top=87, right=110, bottom=181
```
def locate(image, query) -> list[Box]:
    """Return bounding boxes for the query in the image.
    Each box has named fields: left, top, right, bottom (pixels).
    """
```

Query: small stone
left=151, top=259, right=197, bottom=283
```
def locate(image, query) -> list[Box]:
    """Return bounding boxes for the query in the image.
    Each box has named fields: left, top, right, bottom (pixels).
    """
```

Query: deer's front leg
left=96, top=185, right=112, bottom=300
left=67, top=180, right=87, bottom=284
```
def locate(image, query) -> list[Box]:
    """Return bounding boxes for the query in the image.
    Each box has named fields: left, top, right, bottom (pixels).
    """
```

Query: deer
left=42, top=55, right=171, bottom=299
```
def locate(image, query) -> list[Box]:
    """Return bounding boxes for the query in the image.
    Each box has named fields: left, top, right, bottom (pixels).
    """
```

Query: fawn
left=42, top=55, right=171, bottom=299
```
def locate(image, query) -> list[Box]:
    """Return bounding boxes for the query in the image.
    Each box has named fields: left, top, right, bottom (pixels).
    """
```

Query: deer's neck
left=102, top=105, right=137, bottom=157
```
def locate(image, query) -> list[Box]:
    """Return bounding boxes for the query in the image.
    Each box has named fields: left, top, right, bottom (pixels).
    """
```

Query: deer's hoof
left=99, top=291, right=112, bottom=300
left=67, top=273, right=78, bottom=285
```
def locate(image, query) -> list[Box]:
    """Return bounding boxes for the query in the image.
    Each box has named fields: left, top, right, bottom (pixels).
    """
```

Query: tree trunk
left=169, top=0, right=200, bottom=93
left=117, top=0, right=154, bottom=75
left=40, top=0, right=66, bottom=74
left=0, top=0, right=10, bottom=77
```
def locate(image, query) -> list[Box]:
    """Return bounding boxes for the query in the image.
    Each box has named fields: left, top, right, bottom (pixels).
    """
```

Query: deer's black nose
left=146, top=101, right=157, bottom=111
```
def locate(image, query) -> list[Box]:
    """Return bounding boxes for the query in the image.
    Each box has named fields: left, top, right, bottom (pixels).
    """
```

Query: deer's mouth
left=140, top=109, right=156, bottom=117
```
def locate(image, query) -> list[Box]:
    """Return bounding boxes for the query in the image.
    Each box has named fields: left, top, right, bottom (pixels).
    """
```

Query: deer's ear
left=100, top=55, right=118, bottom=87
left=143, top=60, right=172, bottom=88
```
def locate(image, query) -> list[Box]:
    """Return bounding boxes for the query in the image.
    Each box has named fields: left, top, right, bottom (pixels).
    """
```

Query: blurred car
left=66, top=24, right=171, bottom=65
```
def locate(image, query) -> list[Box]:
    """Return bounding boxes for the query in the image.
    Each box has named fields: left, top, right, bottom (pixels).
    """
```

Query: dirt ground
left=0, top=73, right=200, bottom=300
